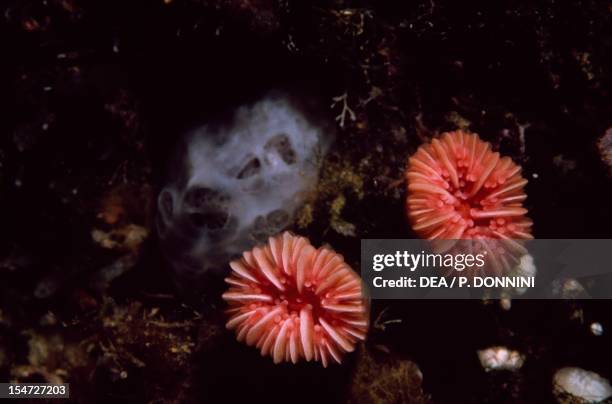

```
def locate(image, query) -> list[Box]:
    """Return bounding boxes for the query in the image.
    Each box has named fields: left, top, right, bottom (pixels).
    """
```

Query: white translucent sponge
left=157, top=94, right=330, bottom=280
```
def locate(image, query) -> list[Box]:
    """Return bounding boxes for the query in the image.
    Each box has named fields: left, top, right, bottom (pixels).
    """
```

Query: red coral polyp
left=406, top=130, right=533, bottom=240
left=223, top=232, right=369, bottom=367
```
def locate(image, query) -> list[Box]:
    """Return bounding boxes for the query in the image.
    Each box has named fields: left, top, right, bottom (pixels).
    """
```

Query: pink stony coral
left=222, top=231, right=369, bottom=367
left=405, top=130, right=533, bottom=240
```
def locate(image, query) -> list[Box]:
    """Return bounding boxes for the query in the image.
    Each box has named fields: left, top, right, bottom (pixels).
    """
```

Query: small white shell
left=477, top=346, right=524, bottom=372
left=553, top=367, right=612, bottom=403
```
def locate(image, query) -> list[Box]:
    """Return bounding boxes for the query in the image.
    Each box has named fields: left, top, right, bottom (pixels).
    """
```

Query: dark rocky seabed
left=1, top=0, right=612, bottom=403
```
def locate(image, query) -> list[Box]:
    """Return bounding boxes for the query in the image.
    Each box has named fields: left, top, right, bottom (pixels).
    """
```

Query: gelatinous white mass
left=157, top=95, right=330, bottom=281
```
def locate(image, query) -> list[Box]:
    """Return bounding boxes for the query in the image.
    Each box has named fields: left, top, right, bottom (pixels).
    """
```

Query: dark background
left=1, top=0, right=611, bottom=403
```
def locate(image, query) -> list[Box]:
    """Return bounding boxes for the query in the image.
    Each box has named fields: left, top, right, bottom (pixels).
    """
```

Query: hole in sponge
left=188, top=211, right=229, bottom=230
left=267, top=209, right=289, bottom=229
left=183, top=187, right=230, bottom=211
left=183, top=187, right=231, bottom=230
left=237, top=157, right=262, bottom=179
left=264, top=133, right=296, bottom=165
